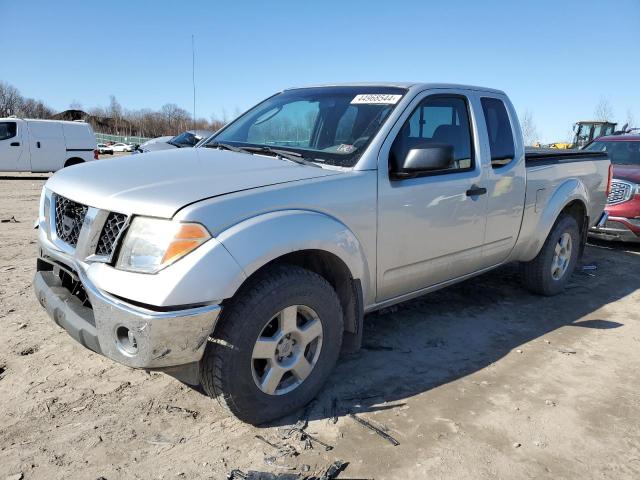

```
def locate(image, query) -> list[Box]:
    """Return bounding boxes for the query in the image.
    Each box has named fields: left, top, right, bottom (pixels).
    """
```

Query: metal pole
left=192, top=34, right=196, bottom=131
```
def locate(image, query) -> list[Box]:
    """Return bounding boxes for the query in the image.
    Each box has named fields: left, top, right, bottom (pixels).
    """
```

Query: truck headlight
left=116, top=217, right=211, bottom=274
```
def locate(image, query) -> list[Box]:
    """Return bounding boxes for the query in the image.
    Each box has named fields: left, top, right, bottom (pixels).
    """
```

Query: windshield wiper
left=204, top=142, right=250, bottom=154
left=168, top=141, right=183, bottom=148
left=243, top=146, right=321, bottom=168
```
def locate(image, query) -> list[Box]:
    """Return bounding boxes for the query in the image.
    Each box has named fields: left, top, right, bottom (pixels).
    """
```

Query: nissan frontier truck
left=34, top=83, right=610, bottom=423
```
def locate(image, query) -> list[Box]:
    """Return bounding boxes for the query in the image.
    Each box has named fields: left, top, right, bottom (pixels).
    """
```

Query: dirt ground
left=1, top=172, right=640, bottom=480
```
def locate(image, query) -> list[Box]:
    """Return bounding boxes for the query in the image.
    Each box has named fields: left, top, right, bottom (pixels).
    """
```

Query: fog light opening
left=116, top=326, right=138, bottom=355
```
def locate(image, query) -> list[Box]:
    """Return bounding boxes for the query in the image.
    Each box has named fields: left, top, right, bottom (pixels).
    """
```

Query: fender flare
left=216, top=209, right=372, bottom=301
left=519, top=179, right=589, bottom=262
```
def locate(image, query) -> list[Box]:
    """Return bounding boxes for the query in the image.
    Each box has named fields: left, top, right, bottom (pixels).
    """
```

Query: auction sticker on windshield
left=351, top=94, right=402, bottom=105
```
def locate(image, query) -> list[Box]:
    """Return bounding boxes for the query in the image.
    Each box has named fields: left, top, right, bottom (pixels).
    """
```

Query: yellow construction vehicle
left=549, top=120, right=617, bottom=149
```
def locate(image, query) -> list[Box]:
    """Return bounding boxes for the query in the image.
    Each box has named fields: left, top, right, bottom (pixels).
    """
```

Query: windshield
left=204, top=86, right=407, bottom=167
left=585, top=140, right=640, bottom=165
left=170, top=131, right=200, bottom=147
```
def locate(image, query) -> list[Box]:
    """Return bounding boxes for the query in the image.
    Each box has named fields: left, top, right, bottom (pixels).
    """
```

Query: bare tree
left=0, top=81, right=53, bottom=118
left=0, top=81, right=23, bottom=116
left=1, top=80, right=223, bottom=138
left=520, top=110, right=539, bottom=146
left=594, top=98, right=614, bottom=122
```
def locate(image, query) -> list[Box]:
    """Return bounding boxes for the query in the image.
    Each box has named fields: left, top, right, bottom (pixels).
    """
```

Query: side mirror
left=392, top=144, right=454, bottom=178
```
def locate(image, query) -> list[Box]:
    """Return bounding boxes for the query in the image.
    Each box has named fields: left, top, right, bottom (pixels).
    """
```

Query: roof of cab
left=284, top=82, right=506, bottom=95
left=0, top=117, right=90, bottom=126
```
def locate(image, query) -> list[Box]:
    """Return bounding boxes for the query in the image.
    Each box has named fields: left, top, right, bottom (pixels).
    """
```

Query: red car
left=587, top=134, right=640, bottom=242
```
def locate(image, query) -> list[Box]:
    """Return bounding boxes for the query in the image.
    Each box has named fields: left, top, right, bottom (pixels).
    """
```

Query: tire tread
left=200, top=264, right=342, bottom=422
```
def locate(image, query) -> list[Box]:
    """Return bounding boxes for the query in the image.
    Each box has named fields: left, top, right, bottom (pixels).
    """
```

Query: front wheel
left=200, top=265, right=343, bottom=424
left=521, top=214, right=580, bottom=296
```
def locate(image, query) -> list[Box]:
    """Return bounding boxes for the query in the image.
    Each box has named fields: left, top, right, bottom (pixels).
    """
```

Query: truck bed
left=512, top=147, right=610, bottom=264
left=525, top=147, right=608, bottom=166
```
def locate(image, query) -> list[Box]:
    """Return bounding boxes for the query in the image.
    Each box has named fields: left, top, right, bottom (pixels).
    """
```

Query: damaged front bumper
left=589, top=213, right=640, bottom=243
left=34, top=255, right=221, bottom=372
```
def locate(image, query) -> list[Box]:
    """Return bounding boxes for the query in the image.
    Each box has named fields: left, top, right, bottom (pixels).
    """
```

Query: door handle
left=37, top=141, right=41, bottom=148
left=10, top=142, right=20, bottom=146
left=466, top=186, right=487, bottom=197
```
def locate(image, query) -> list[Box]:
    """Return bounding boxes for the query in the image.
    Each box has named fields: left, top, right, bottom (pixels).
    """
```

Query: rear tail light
left=94, top=149, right=99, bottom=160
left=605, top=163, right=613, bottom=197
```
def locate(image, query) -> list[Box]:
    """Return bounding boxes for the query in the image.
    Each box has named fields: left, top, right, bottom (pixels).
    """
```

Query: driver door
left=0, top=120, right=26, bottom=171
left=376, top=92, right=488, bottom=301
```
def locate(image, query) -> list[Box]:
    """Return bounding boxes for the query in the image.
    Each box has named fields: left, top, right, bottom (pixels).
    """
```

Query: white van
left=0, top=118, right=97, bottom=172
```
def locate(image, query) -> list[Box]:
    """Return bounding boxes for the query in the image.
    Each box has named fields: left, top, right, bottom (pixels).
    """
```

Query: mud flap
left=341, top=279, right=363, bottom=353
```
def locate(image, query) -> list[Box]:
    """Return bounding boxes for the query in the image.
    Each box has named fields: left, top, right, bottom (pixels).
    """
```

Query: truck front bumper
left=34, top=256, right=221, bottom=370
left=589, top=215, right=640, bottom=243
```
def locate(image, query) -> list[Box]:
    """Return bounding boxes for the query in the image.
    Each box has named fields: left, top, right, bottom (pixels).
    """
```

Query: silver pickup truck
left=34, top=83, right=610, bottom=423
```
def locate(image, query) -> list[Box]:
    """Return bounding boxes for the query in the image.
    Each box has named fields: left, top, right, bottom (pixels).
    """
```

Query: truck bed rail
left=525, top=147, right=608, bottom=166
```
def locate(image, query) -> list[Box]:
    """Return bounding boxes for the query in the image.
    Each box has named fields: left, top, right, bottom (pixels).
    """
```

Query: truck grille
left=607, top=180, right=633, bottom=205
left=53, top=194, right=88, bottom=247
left=95, top=212, right=128, bottom=257
left=52, top=193, right=128, bottom=259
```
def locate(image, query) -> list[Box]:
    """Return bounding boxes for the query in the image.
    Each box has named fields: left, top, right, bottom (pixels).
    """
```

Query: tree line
left=0, top=81, right=226, bottom=138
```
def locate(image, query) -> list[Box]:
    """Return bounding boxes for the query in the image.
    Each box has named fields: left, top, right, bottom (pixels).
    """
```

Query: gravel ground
left=1, top=171, right=639, bottom=480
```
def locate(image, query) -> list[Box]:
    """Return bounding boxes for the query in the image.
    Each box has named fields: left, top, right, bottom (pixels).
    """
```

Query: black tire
left=200, top=264, right=343, bottom=424
left=521, top=214, right=580, bottom=296
left=63, top=158, right=84, bottom=168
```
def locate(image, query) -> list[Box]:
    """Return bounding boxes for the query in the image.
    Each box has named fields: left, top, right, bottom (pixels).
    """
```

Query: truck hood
left=46, top=148, right=342, bottom=218
left=613, top=164, right=640, bottom=184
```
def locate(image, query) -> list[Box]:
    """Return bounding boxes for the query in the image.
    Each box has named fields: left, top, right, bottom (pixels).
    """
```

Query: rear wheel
left=200, top=265, right=343, bottom=424
left=63, top=158, right=84, bottom=168
left=521, top=214, right=580, bottom=296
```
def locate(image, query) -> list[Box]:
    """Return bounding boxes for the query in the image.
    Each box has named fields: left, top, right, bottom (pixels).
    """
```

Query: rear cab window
left=480, top=97, right=515, bottom=168
left=0, top=121, right=17, bottom=141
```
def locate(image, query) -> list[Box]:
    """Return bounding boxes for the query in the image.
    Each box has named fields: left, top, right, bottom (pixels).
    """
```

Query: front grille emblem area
left=607, top=180, right=633, bottom=205
left=53, top=194, right=88, bottom=248
left=50, top=193, right=129, bottom=260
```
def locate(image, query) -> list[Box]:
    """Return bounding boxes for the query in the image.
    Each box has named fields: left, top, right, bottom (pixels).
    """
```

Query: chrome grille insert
left=53, top=194, right=88, bottom=248
left=96, top=212, right=128, bottom=258
left=607, top=180, right=633, bottom=205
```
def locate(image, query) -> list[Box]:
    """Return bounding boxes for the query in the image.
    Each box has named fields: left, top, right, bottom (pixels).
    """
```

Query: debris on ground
left=316, top=460, right=348, bottom=479
left=1, top=216, right=20, bottom=223
left=513, top=442, right=522, bottom=448
left=340, top=393, right=383, bottom=403
left=558, top=349, right=577, bottom=355
left=5, top=473, right=24, bottom=480
left=164, top=404, right=199, bottom=419
left=19, top=346, right=37, bottom=356
left=582, top=264, right=598, bottom=271
left=330, top=398, right=339, bottom=424
left=278, top=420, right=333, bottom=451
left=144, top=434, right=185, bottom=446
left=348, top=413, right=400, bottom=446
left=254, top=434, right=298, bottom=458
left=227, top=469, right=298, bottom=480
left=227, top=460, right=348, bottom=480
